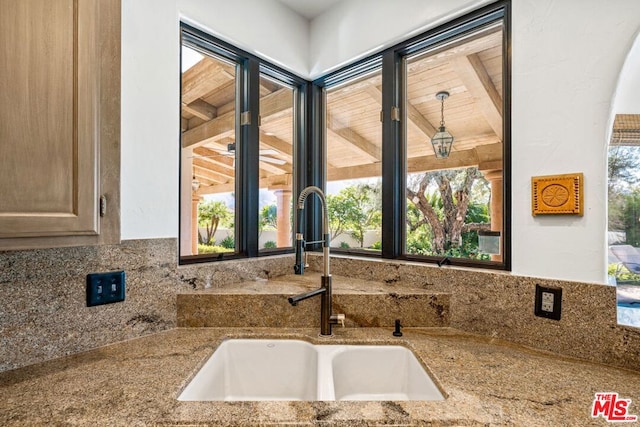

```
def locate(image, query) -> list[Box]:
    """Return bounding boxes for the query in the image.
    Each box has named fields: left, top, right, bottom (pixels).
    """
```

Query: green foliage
left=263, top=240, right=277, bottom=249
left=608, top=146, right=640, bottom=233
left=197, top=200, right=232, bottom=245
left=370, top=241, right=382, bottom=250
left=609, top=146, right=640, bottom=192
left=608, top=262, right=640, bottom=283
left=326, top=181, right=381, bottom=248
left=197, top=243, right=233, bottom=254
left=407, top=229, right=432, bottom=255
left=623, top=188, right=640, bottom=247
left=260, top=204, right=277, bottom=231
left=406, top=168, right=490, bottom=258
left=339, top=241, right=350, bottom=249
left=220, top=235, right=235, bottom=249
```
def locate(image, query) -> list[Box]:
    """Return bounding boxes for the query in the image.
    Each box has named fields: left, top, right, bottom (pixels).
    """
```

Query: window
left=314, top=1, right=509, bottom=269
left=324, top=68, right=383, bottom=253
left=258, top=73, right=295, bottom=251
left=179, top=24, right=304, bottom=263
left=178, top=1, right=510, bottom=270
left=608, top=114, right=640, bottom=327
left=180, top=45, right=238, bottom=258
left=404, top=19, right=505, bottom=265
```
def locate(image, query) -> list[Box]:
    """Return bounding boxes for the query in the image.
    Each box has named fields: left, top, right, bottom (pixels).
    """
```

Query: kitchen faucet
left=288, top=186, right=343, bottom=336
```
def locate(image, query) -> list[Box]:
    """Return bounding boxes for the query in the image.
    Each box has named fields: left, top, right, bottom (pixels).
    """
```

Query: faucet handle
left=330, top=314, right=345, bottom=328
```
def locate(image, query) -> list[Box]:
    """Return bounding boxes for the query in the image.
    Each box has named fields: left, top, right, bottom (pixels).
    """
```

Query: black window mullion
left=303, top=83, right=325, bottom=248
left=237, top=58, right=260, bottom=257
left=381, top=50, right=405, bottom=259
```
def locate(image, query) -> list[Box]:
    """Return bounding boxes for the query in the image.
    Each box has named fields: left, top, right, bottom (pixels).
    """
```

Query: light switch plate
left=86, top=271, right=125, bottom=307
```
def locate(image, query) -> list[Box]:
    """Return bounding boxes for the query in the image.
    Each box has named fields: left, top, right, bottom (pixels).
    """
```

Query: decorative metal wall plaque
left=531, top=173, right=583, bottom=216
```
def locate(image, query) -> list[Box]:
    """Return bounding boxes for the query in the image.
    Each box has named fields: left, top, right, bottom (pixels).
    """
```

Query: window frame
left=179, top=0, right=511, bottom=271
left=309, top=0, right=511, bottom=270
left=179, top=23, right=307, bottom=265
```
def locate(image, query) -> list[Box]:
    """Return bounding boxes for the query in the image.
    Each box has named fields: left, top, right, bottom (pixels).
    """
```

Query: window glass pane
left=326, top=70, right=383, bottom=252
left=608, top=114, right=640, bottom=327
left=405, top=25, right=504, bottom=262
left=180, top=44, right=237, bottom=257
left=258, top=74, right=294, bottom=250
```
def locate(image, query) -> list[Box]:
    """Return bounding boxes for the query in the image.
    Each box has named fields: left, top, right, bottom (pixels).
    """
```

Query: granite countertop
left=1, top=327, right=639, bottom=426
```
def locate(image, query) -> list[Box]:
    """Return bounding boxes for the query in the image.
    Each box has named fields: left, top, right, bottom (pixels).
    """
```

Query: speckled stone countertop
left=1, top=327, right=639, bottom=426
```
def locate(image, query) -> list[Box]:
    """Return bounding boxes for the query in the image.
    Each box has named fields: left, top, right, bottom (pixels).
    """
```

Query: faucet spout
left=287, top=287, right=325, bottom=306
left=290, top=186, right=340, bottom=336
left=293, top=186, right=330, bottom=278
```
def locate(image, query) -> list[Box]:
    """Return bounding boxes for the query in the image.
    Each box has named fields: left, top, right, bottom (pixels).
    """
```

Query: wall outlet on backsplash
left=86, top=271, right=126, bottom=307
left=534, top=284, right=562, bottom=320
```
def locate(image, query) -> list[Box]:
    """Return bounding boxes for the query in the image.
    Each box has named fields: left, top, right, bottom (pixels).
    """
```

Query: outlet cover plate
left=86, top=271, right=125, bottom=307
left=534, top=284, right=562, bottom=320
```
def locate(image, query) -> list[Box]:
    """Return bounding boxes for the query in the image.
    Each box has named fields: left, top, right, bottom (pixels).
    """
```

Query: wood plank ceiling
left=182, top=26, right=504, bottom=196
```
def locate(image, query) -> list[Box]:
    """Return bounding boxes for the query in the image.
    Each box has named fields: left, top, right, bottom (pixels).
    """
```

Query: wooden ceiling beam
left=259, top=160, right=292, bottom=175
left=327, top=142, right=502, bottom=181
left=193, top=146, right=235, bottom=169
left=407, top=27, right=501, bottom=73
left=453, top=53, right=503, bottom=140
left=193, top=164, right=231, bottom=184
left=193, top=158, right=235, bottom=180
left=182, top=89, right=292, bottom=149
left=259, top=131, right=292, bottom=156
left=182, top=58, right=231, bottom=104
left=407, top=101, right=438, bottom=137
left=182, top=99, right=217, bottom=121
left=182, top=110, right=235, bottom=148
left=195, top=174, right=292, bottom=196
left=327, top=112, right=381, bottom=161
left=363, top=85, right=438, bottom=139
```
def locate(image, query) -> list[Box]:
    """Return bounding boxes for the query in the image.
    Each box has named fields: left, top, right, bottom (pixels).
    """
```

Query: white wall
left=121, top=0, right=640, bottom=283
left=309, top=0, right=492, bottom=79
left=120, top=0, right=308, bottom=239
left=611, top=30, right=640, bottom=115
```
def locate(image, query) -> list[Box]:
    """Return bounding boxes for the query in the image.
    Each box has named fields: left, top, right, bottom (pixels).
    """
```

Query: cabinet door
left=0, top=0, right=120, bottom=247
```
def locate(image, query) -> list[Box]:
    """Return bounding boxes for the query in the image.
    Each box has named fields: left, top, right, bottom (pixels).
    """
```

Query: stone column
left=180, top=148, right=194, bottom=256
left=274, top=188, right=292, bottom=247
left=480, top=169, right=503, bottom=262
left=191, top=196, right=201, bottom=255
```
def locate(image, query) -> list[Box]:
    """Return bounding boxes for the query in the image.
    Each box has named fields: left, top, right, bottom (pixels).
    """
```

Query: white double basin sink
left=178, top=339, right=444, bottom=401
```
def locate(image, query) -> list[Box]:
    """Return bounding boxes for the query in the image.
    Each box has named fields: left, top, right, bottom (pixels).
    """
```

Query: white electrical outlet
left=541, top=291, right=554, bottom=312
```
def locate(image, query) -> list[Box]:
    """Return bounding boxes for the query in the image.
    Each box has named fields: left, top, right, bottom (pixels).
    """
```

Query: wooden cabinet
left=0, top=0, right=120, bottom=249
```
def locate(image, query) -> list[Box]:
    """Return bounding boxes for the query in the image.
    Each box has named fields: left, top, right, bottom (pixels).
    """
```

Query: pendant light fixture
left=431, top=91, right=454, bottom=159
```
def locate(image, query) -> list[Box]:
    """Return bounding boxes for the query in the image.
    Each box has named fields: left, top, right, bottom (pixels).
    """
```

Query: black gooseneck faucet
left=288, top=186, right=342, bottom=336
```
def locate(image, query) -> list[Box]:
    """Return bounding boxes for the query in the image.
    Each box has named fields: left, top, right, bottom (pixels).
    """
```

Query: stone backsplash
left=309, top=254, right=640, bottom=371
left=0, top=239, right=292, bottom=372
left=2, top=240, right=639, bottom=372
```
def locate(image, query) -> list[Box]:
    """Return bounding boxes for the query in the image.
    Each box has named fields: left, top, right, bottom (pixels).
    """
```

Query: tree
left=609, top=146, right=640, bottom=192
left=326, top=181, right=382, bottom=247
left=608, top=146, right=640, bottom=232
left=406, top=167, right=489, bottom=255
left=259, top=204, right=277, bottom=235
left=623, top=189, right=640, bottom=247
left=198, top=200, right=232, bottom=245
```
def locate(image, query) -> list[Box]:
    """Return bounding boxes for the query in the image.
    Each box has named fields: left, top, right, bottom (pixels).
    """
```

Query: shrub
left=263, top=240, right=277, bottom=249
left=220, top=235, right=235, bottom=249
left=197, top=243, right=233, bottom=254
left=339, top=241, right=350, bottom=249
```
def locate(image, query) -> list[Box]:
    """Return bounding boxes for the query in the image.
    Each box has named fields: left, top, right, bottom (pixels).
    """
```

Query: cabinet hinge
left=99, top=195, right=107, bottom=217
